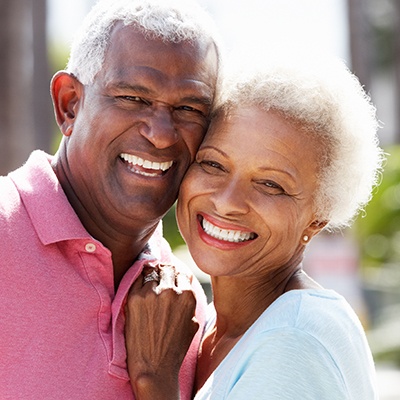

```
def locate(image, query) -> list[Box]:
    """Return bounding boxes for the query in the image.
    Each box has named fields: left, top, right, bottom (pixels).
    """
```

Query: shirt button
left=85, top=243, right=97, bottom=253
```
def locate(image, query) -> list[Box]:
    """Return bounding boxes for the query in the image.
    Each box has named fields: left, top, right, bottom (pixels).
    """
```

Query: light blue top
left=194, top=289, right=378, bottom=400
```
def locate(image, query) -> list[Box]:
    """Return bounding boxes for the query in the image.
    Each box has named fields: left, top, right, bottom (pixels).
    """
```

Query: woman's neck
left=211, top=265, right=310, bottom=336
left=195, top=267, right=322, bottom=393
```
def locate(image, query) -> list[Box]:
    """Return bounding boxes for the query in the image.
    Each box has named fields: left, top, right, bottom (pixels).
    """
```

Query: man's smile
left=120, top=152, right=174, bottom=177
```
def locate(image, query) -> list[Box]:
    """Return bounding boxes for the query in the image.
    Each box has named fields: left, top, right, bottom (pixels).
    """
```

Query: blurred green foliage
left=48, top=42, right=69, bottom=73
left=355, top=145, right=400, bottom=267
left=162, top=203, right=185, bottom=250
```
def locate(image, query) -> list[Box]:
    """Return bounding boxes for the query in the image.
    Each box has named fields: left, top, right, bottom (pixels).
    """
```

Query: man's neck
left=52, top=152, right=159, bottom=290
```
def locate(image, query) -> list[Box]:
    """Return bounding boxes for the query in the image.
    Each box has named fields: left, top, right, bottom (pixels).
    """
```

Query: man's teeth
left=120, top=153, right=173, bottom=171
left=202, top=218, right=255, bottom=243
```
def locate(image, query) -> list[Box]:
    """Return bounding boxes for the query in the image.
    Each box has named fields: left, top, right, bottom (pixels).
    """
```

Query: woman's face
left=176, top=106, right=323, bottom=278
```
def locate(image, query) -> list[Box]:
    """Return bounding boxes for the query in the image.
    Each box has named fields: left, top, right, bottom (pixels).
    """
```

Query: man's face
left=63, top=24, right=218, bottom=233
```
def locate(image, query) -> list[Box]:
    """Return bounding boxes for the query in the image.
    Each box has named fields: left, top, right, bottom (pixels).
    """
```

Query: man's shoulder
left=0, top=173, right=22, bottom=217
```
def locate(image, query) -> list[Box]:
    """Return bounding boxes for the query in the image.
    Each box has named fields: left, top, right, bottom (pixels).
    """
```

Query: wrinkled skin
left=125, top=265, right=199, bottom=399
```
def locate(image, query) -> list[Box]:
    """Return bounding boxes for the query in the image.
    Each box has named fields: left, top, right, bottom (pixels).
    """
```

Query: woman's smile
left=198, top=214, right=257, bottom=245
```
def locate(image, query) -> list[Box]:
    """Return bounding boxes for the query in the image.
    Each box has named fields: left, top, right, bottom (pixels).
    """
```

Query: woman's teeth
left=202, top=218, right=255, bottom=243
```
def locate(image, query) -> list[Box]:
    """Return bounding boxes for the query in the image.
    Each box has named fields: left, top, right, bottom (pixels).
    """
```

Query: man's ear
left=50, top=71, right=83, bottom=136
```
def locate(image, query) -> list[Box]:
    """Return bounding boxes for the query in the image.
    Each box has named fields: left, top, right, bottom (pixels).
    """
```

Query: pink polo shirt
left=0, top=150, right=206, bottom=400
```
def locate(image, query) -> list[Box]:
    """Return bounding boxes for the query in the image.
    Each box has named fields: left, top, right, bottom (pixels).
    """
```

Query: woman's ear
left=301, top=220, right=328, bottom=244
left=50, top=71, right=83, bottom=136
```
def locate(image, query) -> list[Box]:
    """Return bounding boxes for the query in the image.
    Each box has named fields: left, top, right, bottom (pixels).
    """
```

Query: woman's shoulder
left=205, top=288, right=357, bottom=342
left=236, top=289, right=376, bottom=398
left=241, top=288, right=372, bottom=367
left=256, top=288, right=355, bottom=332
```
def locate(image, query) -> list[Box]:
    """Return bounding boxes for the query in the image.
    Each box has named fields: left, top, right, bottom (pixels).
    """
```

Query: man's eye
left=118, top=96, right=150, bottom=105
left=176, top=105, right=205, bottom=116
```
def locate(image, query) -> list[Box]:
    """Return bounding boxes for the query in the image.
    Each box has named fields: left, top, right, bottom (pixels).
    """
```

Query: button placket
left=80, top=242, right=115, bottom=364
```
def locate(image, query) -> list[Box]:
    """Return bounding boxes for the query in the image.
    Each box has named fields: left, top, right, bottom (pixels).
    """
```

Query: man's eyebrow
left=180, top=95, right=213, bottom=106
left=110, top=82, right=152, bottom=94
left=109, top=81, right=213, bottom=105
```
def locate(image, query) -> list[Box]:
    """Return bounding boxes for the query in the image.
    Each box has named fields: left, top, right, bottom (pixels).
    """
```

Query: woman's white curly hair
left=215, top=52, right=385, bottom=230
left=66, top=0, right=222, bottom=85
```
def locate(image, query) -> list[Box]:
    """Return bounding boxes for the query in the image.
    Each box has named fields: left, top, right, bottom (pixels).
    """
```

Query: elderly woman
left=125, top=54, right=383, bottom=399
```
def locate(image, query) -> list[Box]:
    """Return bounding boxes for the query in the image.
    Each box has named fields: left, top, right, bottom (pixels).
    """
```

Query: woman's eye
left=179, top=105, right=196, bottom=112
left=261, top=181, right=286, bottom=195
left=199, top=160, right=224, bottom=173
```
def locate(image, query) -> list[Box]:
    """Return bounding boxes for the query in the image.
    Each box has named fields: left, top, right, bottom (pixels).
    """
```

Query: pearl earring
left=303, top=235, right=309, bottom=243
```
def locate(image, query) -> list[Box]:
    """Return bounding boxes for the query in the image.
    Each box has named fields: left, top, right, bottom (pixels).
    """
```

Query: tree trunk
left=347, top=0, right=373, bottom=90
left=0, top=0, right=52, bottom=176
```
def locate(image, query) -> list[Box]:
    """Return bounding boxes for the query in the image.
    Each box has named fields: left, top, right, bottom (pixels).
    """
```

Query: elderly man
left=0, top=0, right=220, bottom=399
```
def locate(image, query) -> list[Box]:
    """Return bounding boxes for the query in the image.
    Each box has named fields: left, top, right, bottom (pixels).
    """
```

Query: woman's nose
left=211, top=178, right=250, bottom=216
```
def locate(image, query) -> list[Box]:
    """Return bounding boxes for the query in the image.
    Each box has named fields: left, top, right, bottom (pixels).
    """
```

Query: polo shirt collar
left=9, top=150, right=93, bottom=245
left=9, top=150, right=164, bottom=261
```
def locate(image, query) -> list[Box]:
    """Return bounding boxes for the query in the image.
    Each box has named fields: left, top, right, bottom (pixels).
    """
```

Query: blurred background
left=1, top=0, right=399, bottom=397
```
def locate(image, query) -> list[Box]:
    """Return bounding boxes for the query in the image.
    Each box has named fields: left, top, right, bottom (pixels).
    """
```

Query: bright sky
left=47, top=0, right=349, bottom=62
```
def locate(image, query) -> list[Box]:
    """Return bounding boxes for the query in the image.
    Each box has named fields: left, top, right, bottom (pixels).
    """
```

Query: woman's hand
left=125, top=264, right=199, bottom=400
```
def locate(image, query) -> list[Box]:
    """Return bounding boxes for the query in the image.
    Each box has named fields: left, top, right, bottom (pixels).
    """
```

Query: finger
left=128, top=272, right=144, bottom=295
left=128, top=265, right=159, bottom=296
left=142, top=269, right=160, bottom=286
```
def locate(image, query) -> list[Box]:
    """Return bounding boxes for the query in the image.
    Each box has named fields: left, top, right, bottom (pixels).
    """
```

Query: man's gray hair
left=67, top=0, right=222, bottom=85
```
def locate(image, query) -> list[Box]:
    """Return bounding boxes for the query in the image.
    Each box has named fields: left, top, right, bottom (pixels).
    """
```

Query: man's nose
left=138, top=107, right=179, bottom=149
